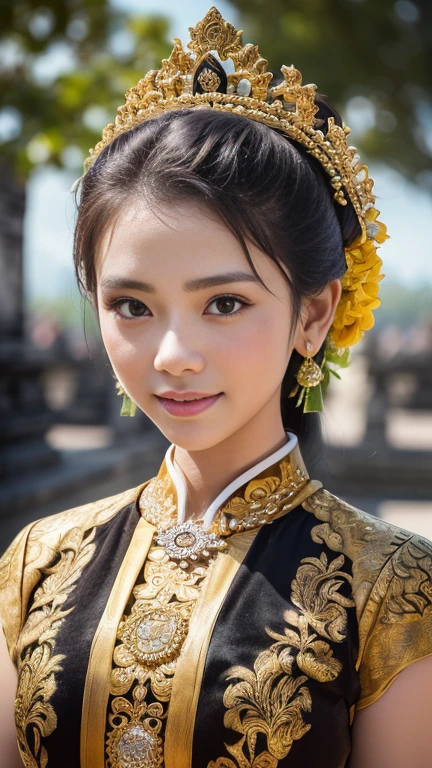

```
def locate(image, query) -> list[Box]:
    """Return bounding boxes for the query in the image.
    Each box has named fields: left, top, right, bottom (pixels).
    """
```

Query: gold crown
left=82, top=5, right=389, bottom=352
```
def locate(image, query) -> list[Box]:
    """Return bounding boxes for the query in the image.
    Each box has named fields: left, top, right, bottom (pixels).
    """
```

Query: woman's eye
left=110, top=299, right=150, bottom=319
left=108, top=294, right=250, bottom=320
left=206, top=295, right=250, bottom=317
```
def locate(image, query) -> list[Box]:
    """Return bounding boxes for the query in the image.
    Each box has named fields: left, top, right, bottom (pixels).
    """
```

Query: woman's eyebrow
left=100, top=271, right=260, bottom=293
left=100, top=277, right=157, bottom=293
left=185, top=271, right=260, bottom=291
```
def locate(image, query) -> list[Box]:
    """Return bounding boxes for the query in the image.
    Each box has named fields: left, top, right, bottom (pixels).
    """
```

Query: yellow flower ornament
left=330, top=206, right=389, bottom=350
left=314, top=201, right=389, bottom=411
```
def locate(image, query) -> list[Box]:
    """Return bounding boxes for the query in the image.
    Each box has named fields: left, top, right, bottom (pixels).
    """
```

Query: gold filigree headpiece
left=80, top=5, right=389, bottom=352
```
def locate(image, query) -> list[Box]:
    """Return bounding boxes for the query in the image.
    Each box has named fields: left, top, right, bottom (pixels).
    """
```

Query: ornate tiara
left=79, top=5, right=389, bottom=354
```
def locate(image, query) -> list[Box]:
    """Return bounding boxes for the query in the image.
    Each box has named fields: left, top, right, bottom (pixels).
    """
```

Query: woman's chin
left=152, top=418, right=234, bottom=453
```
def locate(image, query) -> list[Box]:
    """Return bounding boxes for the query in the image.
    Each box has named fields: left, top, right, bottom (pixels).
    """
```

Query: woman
left=1, top=7, right=431, bottom=768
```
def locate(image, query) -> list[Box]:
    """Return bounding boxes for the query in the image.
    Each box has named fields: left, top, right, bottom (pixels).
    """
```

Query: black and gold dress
left=1, top=430, right=432, bottom=768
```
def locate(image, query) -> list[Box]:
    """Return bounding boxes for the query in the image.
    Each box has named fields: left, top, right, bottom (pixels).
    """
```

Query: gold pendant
left=296, top=355, right=324, bottom=388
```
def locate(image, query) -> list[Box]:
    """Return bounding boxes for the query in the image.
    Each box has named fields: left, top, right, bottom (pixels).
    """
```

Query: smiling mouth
left=155, top=392, right=223, bottom=416
left=155, top=392, right=223, bottom=401
left=159, top=395, right=219, bottom=402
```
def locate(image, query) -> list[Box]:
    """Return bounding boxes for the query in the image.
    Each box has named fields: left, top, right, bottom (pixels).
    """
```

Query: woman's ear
left=293, top=278, right=342, bottom=356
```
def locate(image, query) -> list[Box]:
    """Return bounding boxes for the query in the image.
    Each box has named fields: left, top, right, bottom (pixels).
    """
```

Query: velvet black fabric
left=39, top=500, right=139, bottom=767
left=193, top=503, right=361, bottom=768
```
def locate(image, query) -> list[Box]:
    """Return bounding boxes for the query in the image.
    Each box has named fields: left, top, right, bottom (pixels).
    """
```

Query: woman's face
left=95, top=200, right=300, bottom=451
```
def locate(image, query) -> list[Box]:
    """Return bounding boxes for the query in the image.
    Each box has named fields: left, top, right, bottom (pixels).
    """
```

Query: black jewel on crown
left=193, top=53, right=228, bottom=95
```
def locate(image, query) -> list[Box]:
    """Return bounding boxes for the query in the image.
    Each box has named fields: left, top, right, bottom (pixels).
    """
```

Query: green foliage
left=320, top=342, right=350, bottom=398
left=30, top=291, right=100, bottom=336
left=374, top=280, right=432, bottom=328
left=2, top=1, right=431, bottom=189
left=1, top=1, right=172, bottom=180
left=230, top=0, right=432, bottom=189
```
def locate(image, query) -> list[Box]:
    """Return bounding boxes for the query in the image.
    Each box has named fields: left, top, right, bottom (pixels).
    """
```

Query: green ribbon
left=120, top=394, right=137, bottom=417
left=304, top=382, right=324, bottom=412
left=295, top=382, right=324, bottom=412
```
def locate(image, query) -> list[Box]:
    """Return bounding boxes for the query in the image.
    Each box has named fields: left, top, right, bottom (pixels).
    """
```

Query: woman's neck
left=172, top=410, right=289, bottom=523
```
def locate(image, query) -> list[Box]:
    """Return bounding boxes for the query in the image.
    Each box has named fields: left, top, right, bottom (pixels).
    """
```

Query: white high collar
left=164, top=430, right=298, bottom=531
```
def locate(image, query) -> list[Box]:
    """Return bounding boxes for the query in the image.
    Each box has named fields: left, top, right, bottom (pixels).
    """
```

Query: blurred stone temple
left=0, top=158, right=165, bottom=551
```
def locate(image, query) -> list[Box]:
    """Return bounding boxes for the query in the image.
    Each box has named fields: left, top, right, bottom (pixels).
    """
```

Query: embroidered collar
left=138, top=432, right=322, bottom=540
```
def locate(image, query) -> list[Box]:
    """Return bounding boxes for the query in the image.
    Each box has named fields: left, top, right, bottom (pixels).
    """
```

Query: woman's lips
left=155, top=393, right=223, bottom=416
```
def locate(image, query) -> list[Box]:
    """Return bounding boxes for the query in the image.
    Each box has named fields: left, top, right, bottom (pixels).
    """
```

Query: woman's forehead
left=95, top=199, right=291, bottom=303
left=96, top=202, right=247, bottom=277
left=97, top=201, right=235, bottom=262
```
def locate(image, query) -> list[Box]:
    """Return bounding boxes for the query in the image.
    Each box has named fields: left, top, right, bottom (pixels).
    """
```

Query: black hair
left=73, top=104, right=361, bottom=459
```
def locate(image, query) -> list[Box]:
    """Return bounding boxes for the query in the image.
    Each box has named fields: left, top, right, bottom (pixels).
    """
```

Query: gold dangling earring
left=115, top=378, right=137, bottom=417
left=288, top=341, right=325, bottom=412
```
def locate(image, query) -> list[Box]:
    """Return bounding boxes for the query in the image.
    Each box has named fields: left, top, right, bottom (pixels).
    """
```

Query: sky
left=23, top=0, right=432, bottom=303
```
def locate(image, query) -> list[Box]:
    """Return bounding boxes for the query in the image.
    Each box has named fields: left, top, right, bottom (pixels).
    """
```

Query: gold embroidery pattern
left=357, top=534, right=432, bottom=707
left=375, top=536, right=432, bottom=624
left=0, top=484, right=150, bottom=659
left=303, top=488, right=432, bottom=708
left=210, top=459, right=309, bottom=537
left=0, top=527, right=25, bottom=590
left=111, top=449, right=317, bottom=767
left=208, top=552, right=355, bottom=768
left=138, top=476, right=177, bottom=531
left=302, top=488, right=411, bottom=617
left=14, top=527, right=97, bottom=768
left=105, top=542, right=217, bottom=766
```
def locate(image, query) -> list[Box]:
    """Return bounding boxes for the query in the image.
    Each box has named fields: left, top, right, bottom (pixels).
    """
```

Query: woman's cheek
left=229, top=313, right=284, bottom=370
left=100, top=316, right=144, bottom=362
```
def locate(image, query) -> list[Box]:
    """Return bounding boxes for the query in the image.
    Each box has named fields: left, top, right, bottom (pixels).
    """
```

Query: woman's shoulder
left=303, top=485, right=432, bottom=616
left=303, top=486, right=432, bottom=709
left=0, top=481, right=145, bottom=575
left=0, top=480, right=149, bottom=662
left=35, top=481, right=146, bottom=539
left=304, top=485, right=431, bottom=571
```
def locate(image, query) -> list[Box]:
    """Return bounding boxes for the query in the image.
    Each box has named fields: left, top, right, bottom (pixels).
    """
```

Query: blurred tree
left=2, top=1, right=431, bottom=183
left=0, top=1, right=172, bottom=179
left=0, top=0, right=171, bottom=335
left=0, top=1, right=172, bottom=475
left=375, top=280, right=432, bottom=328
left=230, top=0, right=432, bottom=191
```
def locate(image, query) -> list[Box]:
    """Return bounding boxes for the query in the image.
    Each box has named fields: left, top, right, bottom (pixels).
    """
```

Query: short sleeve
left=356, top=533, right=432, bottom=710
left=0, top=522, right=35, bottom=665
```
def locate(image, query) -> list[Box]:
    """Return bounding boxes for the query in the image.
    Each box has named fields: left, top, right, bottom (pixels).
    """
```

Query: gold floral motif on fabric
left=210, top=459, right=309, bottom=537
left=303, top=488, right=411, bottom=612
left=105, top=542, right=216, bottom=767
left=138, top=475, right=178, bottom=530
left=378, top=535, right=432, bottom=624
left=303, top=488, right=432, bottom=709
left=208, top=552, right=355, bottom=768
left=14, top=526, right=97, bottom=768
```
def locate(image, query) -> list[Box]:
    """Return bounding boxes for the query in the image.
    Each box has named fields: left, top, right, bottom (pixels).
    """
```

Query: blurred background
left=1, top=0, right=432, bottom=553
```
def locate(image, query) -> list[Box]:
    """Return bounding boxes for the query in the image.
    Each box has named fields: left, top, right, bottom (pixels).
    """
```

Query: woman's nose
left=153, top=329, right=205, bottom=375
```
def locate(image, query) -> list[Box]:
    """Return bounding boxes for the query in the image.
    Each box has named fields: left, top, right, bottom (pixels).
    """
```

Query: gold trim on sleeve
left=303, top=488, right=432, bottom=713
left=355, top=534, right=432, bottom=710
left=80, top=517, right=156, bottom=768
left=0, top=520, right=35, bottom=662
left=14, top=524, right=98, bottom=767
